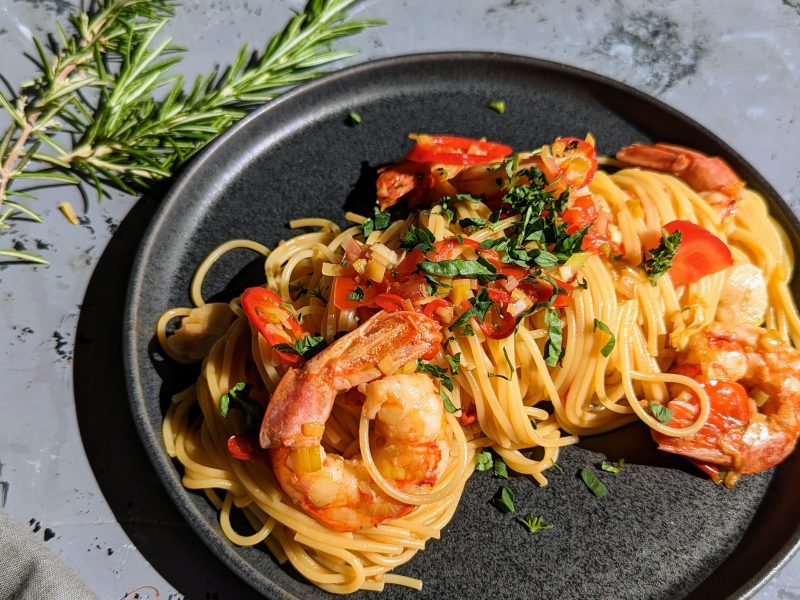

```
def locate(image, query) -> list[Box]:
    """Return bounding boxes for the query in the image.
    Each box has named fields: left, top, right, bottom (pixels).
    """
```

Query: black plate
left=124, top=53, right=800, bottom=600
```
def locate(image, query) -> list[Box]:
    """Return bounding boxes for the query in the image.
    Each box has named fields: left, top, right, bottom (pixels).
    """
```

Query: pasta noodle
left=156, top=135, right=800, bottom=593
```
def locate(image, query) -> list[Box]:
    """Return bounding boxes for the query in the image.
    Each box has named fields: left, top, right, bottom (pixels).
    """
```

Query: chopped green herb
left=399, top=226, right=436, bottom=253
left=494, top=485, right=516, bottom=513
left=346, top=110, right=362, bottom=126
left=418, top=258, right=504, bottom=282
left=361, top=207, right=391, bottom=237
left=642, top=228, right=682, bottom=285
left=593, top=318, right=616, bottom=357
left=502, top=346, right=515, bottom=376
left=476, top=449, right=494, bottom=472
left=576, top=277, right=588, bottom=290
left=550, top=461, right=565, bottom=475
left=543, top=307, right=563, bottom=367
left=493, top=458, right=508, bottom=479
left=601, top=458, right=625, bottom=474
left=648, top=402, right=673, bottom=424
left=487, top=372, right=511, bottom=381
left=488, top=99, right=506, bottom=114
left=518, top=514, right=553, bottom=534
left=347, top=286, right=365, bottom=301
left=580, top=467, right=608, bottom=498
left=449, top=288, right=494, bottom=331
left=272, top=335, right=328, bottom=360
left=440, top=388, right=458, bottom=413
left=218, top=382, right=262, bottom=432
left=461, top=324, right=475, bottom=337
left=446, top=352, right=461, bottom=374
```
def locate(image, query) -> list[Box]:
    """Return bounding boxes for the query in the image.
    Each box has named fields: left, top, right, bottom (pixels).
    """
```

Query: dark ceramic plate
left=124, top=53, right=800, bottom=600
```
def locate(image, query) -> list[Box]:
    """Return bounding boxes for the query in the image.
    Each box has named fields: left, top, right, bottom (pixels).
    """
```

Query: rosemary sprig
left=0, top=0, right=380, bottom=263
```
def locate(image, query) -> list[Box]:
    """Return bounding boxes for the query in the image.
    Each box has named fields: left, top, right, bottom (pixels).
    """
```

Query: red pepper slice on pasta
left=241, top=287, right=305, bottom=365
left=406, top=134, right=513, bottom=165
left=227, top=434, right=269, bottom=461
left=662, top=220, right=733, bottom=286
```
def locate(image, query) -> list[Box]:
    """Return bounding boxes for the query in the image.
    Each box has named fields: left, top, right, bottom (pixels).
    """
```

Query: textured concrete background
left=1, top=0, right=799, bottom=598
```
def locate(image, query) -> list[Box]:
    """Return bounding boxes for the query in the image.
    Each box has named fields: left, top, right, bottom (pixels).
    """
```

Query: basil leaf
left=400, top=226, right=436, bottom=253
left=273, top=335, right=327, bottom=360
left=446, top=352, right=461, bottom=374
left=593, top=318, right=616, bottom=357
left=488, top=99, right=506, bottom=114
left=475, top=449, right=494, bottom=472
left=218, top=382, right=261, bottom=431
left=580, top=467, right=608, bottom=498
left=493, top=458, right=508, bottom=479
left=440, top=388, right=458, bottom=413
left=600, top=459, right=625, bottom=474
left=494, top=485, right=516, bottom=513
left=418, top=259, right=501, bottom=281
left=648, top=402, right=673, bottom=424
left=543, top=307, right=563, bottom=367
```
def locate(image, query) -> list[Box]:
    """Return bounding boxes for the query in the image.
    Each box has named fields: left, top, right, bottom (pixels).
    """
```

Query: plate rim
left=123, top=50, right=800, bottom=600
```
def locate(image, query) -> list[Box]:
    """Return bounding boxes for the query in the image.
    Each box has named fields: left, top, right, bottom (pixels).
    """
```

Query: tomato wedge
left=241, top=287, right=305, bottom=365
left=406, top=134, right=513, bottom=165
left=662, top=220, right=733, bottom=287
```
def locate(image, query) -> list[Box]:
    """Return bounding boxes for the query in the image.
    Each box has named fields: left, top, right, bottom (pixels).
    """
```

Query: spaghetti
left=157, top=134, right=800, bottom=593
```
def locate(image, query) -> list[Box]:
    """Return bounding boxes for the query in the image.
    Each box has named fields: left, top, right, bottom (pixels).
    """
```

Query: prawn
left=653, top=322, right=800, bottom=485
left=261, top=311, right=452, bottom=531
left=615, top=143, right=744, bottom=219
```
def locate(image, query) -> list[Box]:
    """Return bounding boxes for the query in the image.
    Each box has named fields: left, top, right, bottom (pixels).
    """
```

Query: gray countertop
left=1, top=0, right=799, bottom=598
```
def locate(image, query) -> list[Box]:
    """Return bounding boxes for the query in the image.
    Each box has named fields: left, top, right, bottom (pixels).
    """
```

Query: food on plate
left=156, top=133, right=800, bottom=592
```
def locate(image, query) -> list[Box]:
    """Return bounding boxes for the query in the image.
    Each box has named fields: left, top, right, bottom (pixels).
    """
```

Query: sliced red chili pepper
left=478, top=307, right=516, bottom=340
left=421, top=297, right=450, bottom=320
left=375, top=293, right=407, bottom=312
left=562, top=195, right=598, bottom=235
left=241, top=287, right=304, bottom=365
left=227, top=434, right=268, bottom=461
left=406, top=134, right=513, bottom=166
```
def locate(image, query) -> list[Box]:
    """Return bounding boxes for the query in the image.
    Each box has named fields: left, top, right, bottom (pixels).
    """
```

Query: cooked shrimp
left=716, top=263, right=767, bottom=326
left=653, top=322, right=800, bottom=485
left=616, top=143, right=744, bottom=218
left=261, top=311, right=450, bottom=531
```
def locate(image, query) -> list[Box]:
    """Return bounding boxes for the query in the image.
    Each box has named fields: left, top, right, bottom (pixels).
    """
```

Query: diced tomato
left=549, top=136, right=598, bottom=190
left=458, top=409, right=478, bottom=426
left=241, top=287, right=305, bottom=365
left=486, top=288, right=510, bottom=305
left=227, top=434, right=268, bottom=461
left=331, top=276, right=382, bottom=310
left=517, top=278, right=573, bottom=308
left=478, top=307, right=516, bottom=340
left=562, top=196, right=597, bottom=234
left=662, top=220, right=733, bottom=287
left=406, top=134, right=513, bottom=166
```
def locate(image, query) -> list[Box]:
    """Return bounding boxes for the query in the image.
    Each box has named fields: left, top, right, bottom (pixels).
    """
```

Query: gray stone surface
left=1, top=0, right=799, bottom=599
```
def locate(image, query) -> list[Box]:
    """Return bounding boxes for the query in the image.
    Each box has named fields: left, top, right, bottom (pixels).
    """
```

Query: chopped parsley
left=580, top=467, right=608, bottom=498
left=518, top=514, right=553, bottom=534
left=648, top=402, right=673, bottom=424
left=593, top=318, right=616, bottom=357
left=642, top=228, right=682, bottom=286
